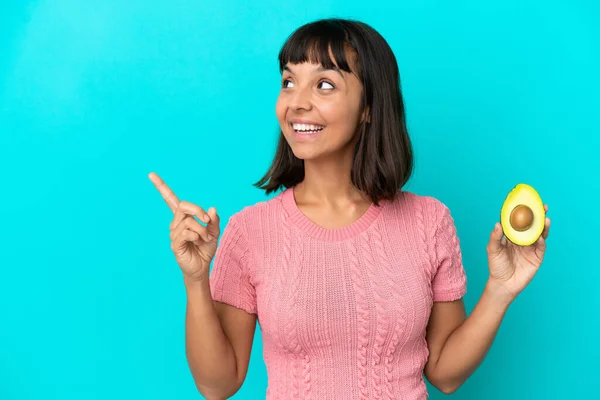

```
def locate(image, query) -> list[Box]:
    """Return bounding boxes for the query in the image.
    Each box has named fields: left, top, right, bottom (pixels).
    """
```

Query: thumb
left=205, top=207, right=221, bottom=238
left=487, top=222, right=504, bottom=257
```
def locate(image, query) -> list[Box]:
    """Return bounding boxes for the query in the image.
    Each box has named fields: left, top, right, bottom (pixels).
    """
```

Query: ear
left=361, top=106, right=371, bottom=124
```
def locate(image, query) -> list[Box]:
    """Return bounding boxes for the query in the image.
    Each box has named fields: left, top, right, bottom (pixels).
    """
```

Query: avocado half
left=500, top=183, right=545, bottom=246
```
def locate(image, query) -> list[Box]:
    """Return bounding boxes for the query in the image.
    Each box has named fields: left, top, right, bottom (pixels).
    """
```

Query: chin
left=289, top=145, right=321, bottom=161
left=287, top=139, right=354, bottom=163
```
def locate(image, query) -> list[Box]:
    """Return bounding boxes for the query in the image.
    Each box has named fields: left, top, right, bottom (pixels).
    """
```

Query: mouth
left=290, top=122, right=326, bottom=135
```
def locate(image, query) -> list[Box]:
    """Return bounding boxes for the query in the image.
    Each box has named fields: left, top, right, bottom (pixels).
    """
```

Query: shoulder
left=382, top=190, right=459, bottom=241
left=386, top=190, right=452, bottom=221
left=224, top=190, right=287, bottom=230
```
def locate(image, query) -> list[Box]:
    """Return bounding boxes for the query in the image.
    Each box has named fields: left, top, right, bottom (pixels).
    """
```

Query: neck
left=296, top=152, right=368, bottom=205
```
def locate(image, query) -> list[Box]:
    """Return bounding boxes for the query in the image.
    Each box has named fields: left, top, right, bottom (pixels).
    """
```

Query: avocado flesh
left=500, top=184, right=545, bottom=246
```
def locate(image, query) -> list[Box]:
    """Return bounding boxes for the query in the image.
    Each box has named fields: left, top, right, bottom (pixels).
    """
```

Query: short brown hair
left=254, top=18, right=414, bottom=205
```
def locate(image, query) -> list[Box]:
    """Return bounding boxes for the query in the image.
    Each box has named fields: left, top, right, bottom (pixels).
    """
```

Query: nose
left=289, top=84, right=312, bottom=111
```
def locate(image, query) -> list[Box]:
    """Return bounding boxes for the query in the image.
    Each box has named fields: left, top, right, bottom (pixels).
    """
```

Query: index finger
left=148, top=172, right=180, bottom=213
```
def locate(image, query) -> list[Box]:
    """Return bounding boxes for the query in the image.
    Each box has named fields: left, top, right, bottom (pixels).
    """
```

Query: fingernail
left=207, top=234, right=213, bottom=241
left=203, top=214, right=209, bottom=223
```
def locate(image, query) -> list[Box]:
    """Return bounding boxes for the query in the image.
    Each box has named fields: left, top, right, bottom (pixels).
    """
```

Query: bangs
left=278, top=20, right=356, bottom=73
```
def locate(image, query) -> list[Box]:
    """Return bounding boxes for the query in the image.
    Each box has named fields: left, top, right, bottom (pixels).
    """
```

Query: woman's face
left=275, top=59, right=365, bottom=162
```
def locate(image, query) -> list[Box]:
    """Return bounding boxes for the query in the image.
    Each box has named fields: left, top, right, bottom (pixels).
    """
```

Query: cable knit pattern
left=209, top=188, right=467, bottom=399
left=209, top=213, right=255, bottom=313
left=275, top=207, right=293, bottom=397
left=360, top=231, right=385, bottom=400
left=430, top=198, right=467, bottom=302
left=348, top=238, right=369, bottom=399
left=303, top=353, right=312, bottom=399
left=286, top=236, right=307, bottom=398
left=415, top=195, right=431, bottom=282
left=372, top=225, right=404, bottom=400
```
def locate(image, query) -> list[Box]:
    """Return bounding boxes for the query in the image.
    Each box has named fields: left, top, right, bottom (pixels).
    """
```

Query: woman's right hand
left=149, top=172, right=220, bottom=282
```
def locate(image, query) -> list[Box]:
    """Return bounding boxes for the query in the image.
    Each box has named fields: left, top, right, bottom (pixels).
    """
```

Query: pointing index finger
left=148, top=172, right=180, bottom=213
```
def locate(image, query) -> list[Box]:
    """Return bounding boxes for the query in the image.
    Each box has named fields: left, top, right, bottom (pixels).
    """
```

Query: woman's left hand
left=485, top=204, right=551, bottom=304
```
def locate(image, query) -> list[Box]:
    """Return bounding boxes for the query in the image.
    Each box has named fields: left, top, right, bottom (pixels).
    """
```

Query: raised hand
left=486, top=204, right=551, bottom=303
left=149, top=172, right=220, bottom=282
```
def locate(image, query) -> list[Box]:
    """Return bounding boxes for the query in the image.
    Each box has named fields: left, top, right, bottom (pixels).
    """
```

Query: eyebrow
left=283, top=64, right=344, bottom=79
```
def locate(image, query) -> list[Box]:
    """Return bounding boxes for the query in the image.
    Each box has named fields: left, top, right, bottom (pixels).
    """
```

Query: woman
left=149, top=18, right=550, bottom=400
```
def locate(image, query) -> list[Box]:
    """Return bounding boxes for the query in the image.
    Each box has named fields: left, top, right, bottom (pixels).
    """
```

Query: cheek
left=320, top=99, right=360, bottom=134
left=275, top=96, right=286, bottom=122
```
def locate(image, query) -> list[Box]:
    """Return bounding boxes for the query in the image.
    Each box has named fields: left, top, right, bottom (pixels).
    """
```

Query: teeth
left=292, top=123, right=325, bottom=132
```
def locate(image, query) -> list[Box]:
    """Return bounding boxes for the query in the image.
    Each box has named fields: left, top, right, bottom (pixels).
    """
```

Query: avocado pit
left=500, top=183, right=545, bottom=246
left=509, top=204, right=534, bottom=231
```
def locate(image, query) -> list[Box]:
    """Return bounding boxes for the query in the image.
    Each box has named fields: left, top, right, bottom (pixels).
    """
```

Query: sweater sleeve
left=209, top=212, right=257, bottom=314
left=431, top=201, right=467, bottom=302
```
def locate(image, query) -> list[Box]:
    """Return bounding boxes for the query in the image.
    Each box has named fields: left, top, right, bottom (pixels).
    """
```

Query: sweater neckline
left=281, top=186, right=383, bottom=241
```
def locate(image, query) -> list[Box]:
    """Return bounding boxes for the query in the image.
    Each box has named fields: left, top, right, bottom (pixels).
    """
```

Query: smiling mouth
left=291, top=122, right=326, bottom=135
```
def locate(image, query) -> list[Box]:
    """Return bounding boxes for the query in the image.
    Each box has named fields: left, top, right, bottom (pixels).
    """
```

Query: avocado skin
left=500, top=184, right=545, bottom=247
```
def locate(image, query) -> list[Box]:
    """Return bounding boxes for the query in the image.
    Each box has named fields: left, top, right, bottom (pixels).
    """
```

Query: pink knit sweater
left=209, top=187, right=467, bottom=399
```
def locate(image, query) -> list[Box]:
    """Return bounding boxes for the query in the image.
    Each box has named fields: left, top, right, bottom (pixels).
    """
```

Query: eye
left=318, top=80, right=335, bottom=90
left=282, top=79, right=294, bottom=88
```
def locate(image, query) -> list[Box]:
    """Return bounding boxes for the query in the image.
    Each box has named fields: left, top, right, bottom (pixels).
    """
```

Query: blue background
left=1, top=0, right=598, bottom=399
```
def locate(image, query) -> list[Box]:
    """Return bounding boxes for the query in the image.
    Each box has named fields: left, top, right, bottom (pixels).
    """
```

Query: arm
left=423, top=198, right=550, bottom=394
left=425, top=210, right=551, bottom=394
left=424, top=280, right=511, bottom=394
left=147, top=173, right=257, bottom=398
left=184, top=277, right=257, bottom=399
